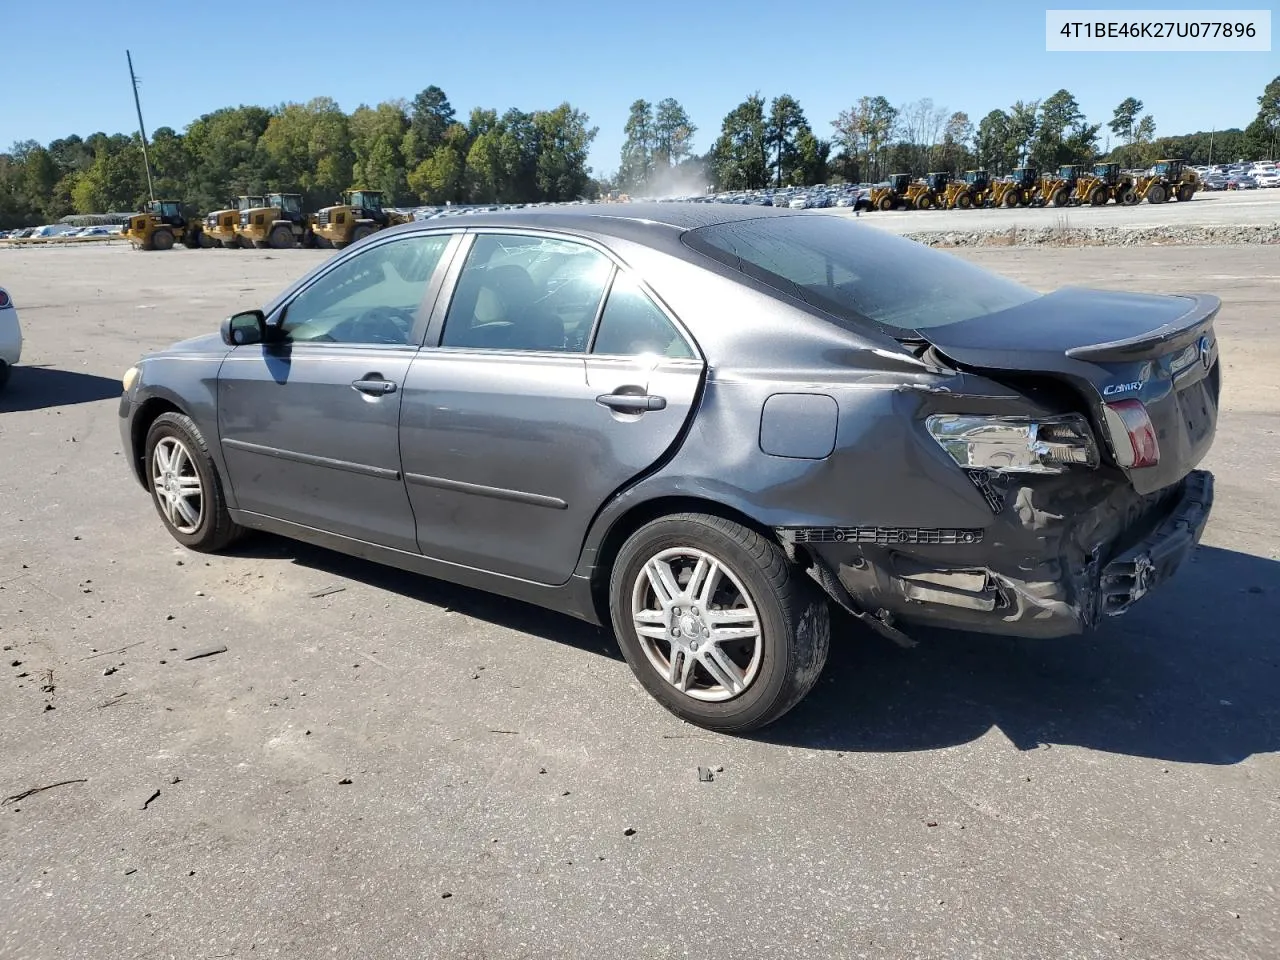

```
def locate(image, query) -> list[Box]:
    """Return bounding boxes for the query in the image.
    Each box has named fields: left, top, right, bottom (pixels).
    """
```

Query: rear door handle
left=352, top=376, right=397, bottom=396
left=596, top=391, right=666, bottom=412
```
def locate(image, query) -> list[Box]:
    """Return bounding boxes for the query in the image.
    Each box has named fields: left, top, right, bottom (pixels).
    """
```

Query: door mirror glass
left=222, top=309, right=266, bottom=346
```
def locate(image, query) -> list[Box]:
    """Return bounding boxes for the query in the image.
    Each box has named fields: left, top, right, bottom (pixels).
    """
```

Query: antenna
left=127, top=49, right=156, bottom=202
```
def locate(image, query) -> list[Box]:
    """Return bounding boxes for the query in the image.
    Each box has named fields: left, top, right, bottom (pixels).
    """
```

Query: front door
left=400, top=231, right=705, bottom=584
left=218, top=231, right=457, bottom=552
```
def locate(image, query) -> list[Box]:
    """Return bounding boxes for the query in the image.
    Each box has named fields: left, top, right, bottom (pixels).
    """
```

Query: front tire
left=151, top=228, right=175, bottom=251
left=144, top=412, right=244, bottom=552
left=609, top=513, right=830, bottom=733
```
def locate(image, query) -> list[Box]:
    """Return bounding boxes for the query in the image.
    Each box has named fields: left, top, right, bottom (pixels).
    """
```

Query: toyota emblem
left=1198, top=335, right=1213, bottom=370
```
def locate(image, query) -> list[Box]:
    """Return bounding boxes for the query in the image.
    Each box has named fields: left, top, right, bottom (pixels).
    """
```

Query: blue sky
left=3, top=0, right=1274, bottom=174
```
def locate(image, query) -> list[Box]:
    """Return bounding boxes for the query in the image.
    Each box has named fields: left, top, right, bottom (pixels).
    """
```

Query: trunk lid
left=917, top=287, right=1221, bottom=495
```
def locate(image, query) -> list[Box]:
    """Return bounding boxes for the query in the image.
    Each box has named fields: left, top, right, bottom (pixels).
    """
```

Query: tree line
left=0, top=76, right=1276, bottom=228
left=694, top=75, right=1279, bottom=192
left=0, top=86, right=599, bottom=229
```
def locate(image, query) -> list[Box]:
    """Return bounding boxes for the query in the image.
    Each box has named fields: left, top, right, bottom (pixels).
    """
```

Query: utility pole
left=1208, top=126, right=1215, bottom=166
left=127, top=49, right=156, bottom=203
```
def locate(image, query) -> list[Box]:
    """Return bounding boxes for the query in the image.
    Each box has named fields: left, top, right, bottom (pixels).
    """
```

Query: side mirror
left=221, top=309, right=267, bottom=346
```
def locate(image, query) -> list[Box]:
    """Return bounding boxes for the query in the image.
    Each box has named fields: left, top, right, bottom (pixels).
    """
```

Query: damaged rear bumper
left=779, top=469, right=1214, bottom=640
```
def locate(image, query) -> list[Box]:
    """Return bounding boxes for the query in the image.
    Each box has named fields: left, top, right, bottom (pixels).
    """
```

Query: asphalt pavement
left=1, top=242, right=1277, bottom=960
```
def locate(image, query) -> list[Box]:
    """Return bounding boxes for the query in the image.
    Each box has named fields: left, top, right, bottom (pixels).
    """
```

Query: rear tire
left=1119, top=187, right=1139, bottom=205
left=609, top=513, right=830, bottom=733
left=1002, top=190, right=1019, bottom=208
left=198, top=231, right=214, bottom=248
left=1089, top=186, right=1108, bottom=206
left=878, top=196, right=893, bottom=212
left=956, top=192, right=973, bottom=209
left=144, top=412, right=244, bottom=553
left=351, top=224, right=375, bottom=243
left=1177, top=183, right=1195, bottom=203
left=151, top=229, right=175, bottom=251
left=1051, top=188, right=1069, bottom=207
left=1146, top=184, right=1167, bottom=204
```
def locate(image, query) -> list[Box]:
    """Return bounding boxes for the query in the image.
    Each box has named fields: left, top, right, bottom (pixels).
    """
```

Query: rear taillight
left=1103, top=399, right=1160, bottom=468
left=925, top=414, right=1099, bottom=474
left=0, top=289, right=10, bottom=309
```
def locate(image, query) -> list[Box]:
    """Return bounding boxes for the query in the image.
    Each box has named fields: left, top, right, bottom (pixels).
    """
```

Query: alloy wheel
left=151, top=437, right=203, bottom=534
left=630, top=547, right=763, bottom=702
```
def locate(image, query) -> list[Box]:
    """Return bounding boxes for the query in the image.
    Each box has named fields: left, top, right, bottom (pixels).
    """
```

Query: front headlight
left=926, top=414, right=1099, bottom=474
left=122, top=365, right=140, bottom=394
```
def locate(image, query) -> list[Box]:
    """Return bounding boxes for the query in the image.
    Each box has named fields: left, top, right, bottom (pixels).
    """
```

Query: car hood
left=148, top=332, right=230, bottom=360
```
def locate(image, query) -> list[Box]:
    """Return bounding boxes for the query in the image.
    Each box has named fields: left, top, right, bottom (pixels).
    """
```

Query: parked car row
left=1194, top=160, right=1279, bottom=191
left=0, top=224, right=122, bottom=242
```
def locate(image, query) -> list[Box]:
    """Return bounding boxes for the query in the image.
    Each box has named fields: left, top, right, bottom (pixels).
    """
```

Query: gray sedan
left=119, top=204, right=1219, bottom=731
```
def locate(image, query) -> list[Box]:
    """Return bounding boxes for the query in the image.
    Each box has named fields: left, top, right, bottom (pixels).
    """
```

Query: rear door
left=399, top=230, right=705, bottom=584
left=218, top=231, right=459, bottom=551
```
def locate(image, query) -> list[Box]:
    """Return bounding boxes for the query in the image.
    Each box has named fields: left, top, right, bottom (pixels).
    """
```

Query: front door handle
left=596, top=391, right=666, bottom=412
left=352, top=376, right=397, bottom=396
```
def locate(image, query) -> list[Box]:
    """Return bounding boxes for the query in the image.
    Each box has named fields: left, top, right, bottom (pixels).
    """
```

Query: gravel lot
left=2, top=243, right=1278, bottom=960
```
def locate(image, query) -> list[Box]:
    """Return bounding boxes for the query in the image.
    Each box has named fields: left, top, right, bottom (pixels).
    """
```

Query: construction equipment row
left=868, top=160, right=1200, bottom=212
left=122, top=190, right=413, bottom=252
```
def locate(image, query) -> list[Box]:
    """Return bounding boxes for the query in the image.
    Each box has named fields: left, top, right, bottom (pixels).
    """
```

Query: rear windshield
left=682, top=214, right=1040, bottom=334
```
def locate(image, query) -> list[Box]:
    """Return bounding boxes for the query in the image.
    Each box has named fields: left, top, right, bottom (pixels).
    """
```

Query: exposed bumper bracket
left=790, top=543, right=918, bottom=649
left=1098, top=469, right=1213, bottom=618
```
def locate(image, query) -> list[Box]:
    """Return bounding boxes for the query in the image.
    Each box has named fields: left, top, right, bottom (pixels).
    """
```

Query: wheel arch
left=584, top=494, right=797, bottom=625
left=128, top=395, right=186, bottom=488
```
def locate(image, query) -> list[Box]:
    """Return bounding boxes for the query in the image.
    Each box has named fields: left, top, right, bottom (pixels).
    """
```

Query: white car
left=1253, top=170, right=1280, bottom=188
left=0, top=286, right=21, bottom=391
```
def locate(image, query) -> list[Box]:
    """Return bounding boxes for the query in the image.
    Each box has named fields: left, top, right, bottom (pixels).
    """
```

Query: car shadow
left=766, top=544, right=1280, bottom=765
left=225, top=534, right=621, bottom=662
left=226, top=536, right=1278, bottom=764
left=0, top=365, right=123, bottom=412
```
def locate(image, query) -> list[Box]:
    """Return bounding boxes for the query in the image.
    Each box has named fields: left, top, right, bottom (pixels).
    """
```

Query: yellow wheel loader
left=1039, top=165, right=1084, bottom=208
left=910, top=172, right=952, bottom=210
left=234, top=193, right=317, bottom=249
left=989, top=167, right=1039, bottom=208
left=1134, top=159, right=1198, bottom=204
left=123, top=200, right=209, bottom=251
left=205, top=196, right=265, bottom=248
left=955, top=170, right=991, bottom=208
left=868, top=174, right=913, bottom=211
left=313, top=190, right=412, bottom=249
left=1073, top=163, right=1140, bottom=206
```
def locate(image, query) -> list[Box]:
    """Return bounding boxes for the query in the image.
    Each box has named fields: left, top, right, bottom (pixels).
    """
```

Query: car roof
left=388, top=200, right=810, bottom=248
left=393, top=202, right=865, bottom=274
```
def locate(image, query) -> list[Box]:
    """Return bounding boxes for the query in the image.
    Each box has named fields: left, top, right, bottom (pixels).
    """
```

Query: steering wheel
left=346, top=306, right=413, bottom=344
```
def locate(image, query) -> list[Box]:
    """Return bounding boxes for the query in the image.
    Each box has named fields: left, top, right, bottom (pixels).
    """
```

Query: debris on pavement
left=3, top=778, right=88, bottom=806
left=82, top=642, right=144, bottom=661
left=141, top=789, right=161, bottom=810
left=698, top=766, right=714, bottom=782
left=338, top=778, right=353, bottom=785
left=184, top=644, right=227, bottom=661
left=309, top=585, right=346, bottom=599
left=624, top=827, right=637, bottom=836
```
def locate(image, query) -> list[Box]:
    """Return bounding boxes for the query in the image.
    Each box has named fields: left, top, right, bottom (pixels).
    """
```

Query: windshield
left=682, top=215, right=1040, bottom=334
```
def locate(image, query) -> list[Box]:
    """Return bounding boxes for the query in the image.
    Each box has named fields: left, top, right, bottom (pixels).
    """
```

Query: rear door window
left=590, top=272, right=694, bottom=359
left=440, top=233, right=613, bottom=352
